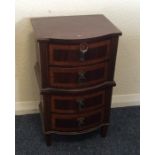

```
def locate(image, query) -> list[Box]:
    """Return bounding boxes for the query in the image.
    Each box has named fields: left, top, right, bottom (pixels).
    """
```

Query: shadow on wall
left=15, top=18, right=39, bottom=102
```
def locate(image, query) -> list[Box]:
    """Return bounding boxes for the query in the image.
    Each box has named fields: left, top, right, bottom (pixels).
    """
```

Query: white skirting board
left=15, top=94, right=140, bottom=115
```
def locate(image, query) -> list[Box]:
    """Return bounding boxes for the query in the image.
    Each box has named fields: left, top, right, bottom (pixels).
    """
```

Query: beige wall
left=16, top=0, right=139, bottom=103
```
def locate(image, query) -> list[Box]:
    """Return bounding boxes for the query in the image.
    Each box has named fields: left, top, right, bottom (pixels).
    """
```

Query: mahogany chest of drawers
left=31, top=14, right=122, bottom=145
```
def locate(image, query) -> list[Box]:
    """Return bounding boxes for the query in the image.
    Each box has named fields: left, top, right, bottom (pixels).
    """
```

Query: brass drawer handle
left=77, top=99, right=85, bottom=110
left=77, top=117, right=85, bottom=127
left=79, top=52, right=85, bottom=61
left=79, top=43, right=88, bottom=61
left=78, top=71, right=86, bottom=83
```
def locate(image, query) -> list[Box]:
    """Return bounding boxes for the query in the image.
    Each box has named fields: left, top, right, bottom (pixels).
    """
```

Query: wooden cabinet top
left=31, top=14, right=122, bottom=41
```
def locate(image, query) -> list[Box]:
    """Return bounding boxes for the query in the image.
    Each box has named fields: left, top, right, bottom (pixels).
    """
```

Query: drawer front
left=51, top=91, right=105, bottom=114
left=48, top=62, right=108, bottom=88
left=48, top=40, right=111, bottom=66
left=51, top=109, right=104, bottom=132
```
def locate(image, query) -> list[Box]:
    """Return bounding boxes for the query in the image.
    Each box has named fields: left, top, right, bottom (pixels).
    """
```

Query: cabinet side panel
left=38, top=41, right=49, bottom=88
left=108, top=37, right=119, bottom=80
left=103, top=87, right=113, bottom=123
left=42, top=95, right=51, bottom=132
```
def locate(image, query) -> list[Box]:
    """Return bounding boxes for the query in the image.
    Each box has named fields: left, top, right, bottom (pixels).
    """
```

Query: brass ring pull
left=80, top=43, right=88, bottom=53
left=79, top=43, right=88, bottom=61
left=78, top=71, right=86, bottom=83
left=77, top=117, right=85, bottom=127
left=77, top=99, right=85, bottom=110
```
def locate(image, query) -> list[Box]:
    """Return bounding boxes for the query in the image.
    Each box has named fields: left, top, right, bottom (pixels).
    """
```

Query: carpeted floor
left=15, top=106, right=140, bottom=155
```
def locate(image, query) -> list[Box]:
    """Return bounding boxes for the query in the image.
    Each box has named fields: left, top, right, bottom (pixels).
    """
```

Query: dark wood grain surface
left=48, top=39, right=111, bottom=66
left=51, top=108, right=104, bottom=132
left=50, top=90, right=105, bottom=114
left=48, top=62, right=108, bottom=88
left=31, top=14, right=121, bottom=40
left=31, top=14, right=122, bottom=145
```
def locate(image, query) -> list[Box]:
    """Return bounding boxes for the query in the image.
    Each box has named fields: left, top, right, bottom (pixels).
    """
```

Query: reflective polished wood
left=31, top=14, right=122, bottom=145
